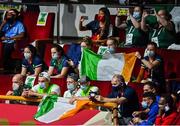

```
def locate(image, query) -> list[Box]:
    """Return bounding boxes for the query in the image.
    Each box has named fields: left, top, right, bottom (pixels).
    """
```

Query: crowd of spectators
left=0, top=5, right=179, bottom=125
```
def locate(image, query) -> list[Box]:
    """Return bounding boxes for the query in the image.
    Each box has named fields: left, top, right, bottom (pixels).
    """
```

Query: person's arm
left=95, top=95, right=127, bottom=104
left=141, top=11, right=149, bottom=32
left=132, top=108, right=150, bottom=117
left=0, top=20, right=7, bottom=31
left=115, top=16, right=127, bottom=29
left=157, top=15, right=174, bottom=31
left=27, top=90, right=46, bottom=98
left=135, top=51, right=160, bottom=70
left=66, top=59, right=79, bottom=75
left=21, top=67, right=27, bottom=76
left=79, top=16, right=88, bottom=31
left=69, top=96, right=89, bottom=104
left=48, top=66, right=54, bottom=76
left=51, top=67, right=69, bottom=78
left=10, top=32, right=25, bottom=40
left=34, top=66, right=42, bottom=76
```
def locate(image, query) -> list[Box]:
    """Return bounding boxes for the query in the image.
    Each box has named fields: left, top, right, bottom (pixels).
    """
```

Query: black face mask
left=7, top=16, right=15, bottom=24
left=112, top=85, right=120, bottom=91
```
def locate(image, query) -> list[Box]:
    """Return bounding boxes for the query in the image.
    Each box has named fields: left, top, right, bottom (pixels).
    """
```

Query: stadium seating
left=11, top=11, right=55, bottom=60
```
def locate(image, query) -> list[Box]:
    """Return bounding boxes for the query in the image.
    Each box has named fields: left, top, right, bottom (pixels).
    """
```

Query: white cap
left=39, top=72, right=50, bottom=81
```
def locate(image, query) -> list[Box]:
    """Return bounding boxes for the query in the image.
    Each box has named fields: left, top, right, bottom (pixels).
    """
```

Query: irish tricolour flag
left=80, top=48, right=137, bottom=82
left=35, top=95, right=91, bottom=123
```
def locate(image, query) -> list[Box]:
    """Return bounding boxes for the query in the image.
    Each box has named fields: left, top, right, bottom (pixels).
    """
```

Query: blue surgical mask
left=52, top=53, right=59, bottom=60
left=108, top=47, right=115, bottom=54
left=133, top=12, right=141, bottom=19
left=146, top=50, right=155, bottom=57
left=39, top=82, right=46, bottom=89
left=141, top=101, right=148, bottom=109
left=80, top=84, right=88, bottom=91
left=24, top=53, right=31, bottom=60
left=67, top=83, right=76, bottom=91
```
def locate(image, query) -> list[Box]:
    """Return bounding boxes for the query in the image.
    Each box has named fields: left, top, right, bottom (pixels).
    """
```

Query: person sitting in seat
left=22, top=71, right=60, bottom=98
left=67, top=36, right=93, bottom=75
left=132, top=92, right=159, bottom=125
left=63, top=73, right=79, bottom=98
left=0, top=9, right=25, bottom=73
left=69, top=75, right=99, bottom=103
left=6, top=74, right=24, bottom=96
left=6, top=74, right=30, bottom=104
left=21, top=44, right=43, bottom=76
left=155, top=94, right=178, bottom=125
left=48, top=44, right=70, bottom=78
left=95, top=74, right=139, bottom=125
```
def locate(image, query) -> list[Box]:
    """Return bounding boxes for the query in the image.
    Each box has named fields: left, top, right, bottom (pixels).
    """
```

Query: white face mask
left=146, top=50, right=155, bottom=57
left=67, top=83, right=76, bottom=91
left=39, top=82, right=46, bottom=89
left=24, top=52, right=31, bottom=60
left=52, top=53, right=59, bottom=60
left=164, top=105, right=170, bottom=112
left=12, top=83, right=19, bottom=90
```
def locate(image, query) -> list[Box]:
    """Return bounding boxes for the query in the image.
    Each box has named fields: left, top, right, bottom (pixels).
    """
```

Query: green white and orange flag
left=34, top=95, right=90, bottom=123
left=80, top=48, right=137, bottom=82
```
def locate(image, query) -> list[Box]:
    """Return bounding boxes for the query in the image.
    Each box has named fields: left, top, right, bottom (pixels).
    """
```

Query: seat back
left=11, top=11, right=55, bottom=59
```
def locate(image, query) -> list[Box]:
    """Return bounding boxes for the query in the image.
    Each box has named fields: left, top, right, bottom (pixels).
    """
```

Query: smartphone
left=82, top=16, right=88, bottom=20
left=146, top=9, right=155, bottom=14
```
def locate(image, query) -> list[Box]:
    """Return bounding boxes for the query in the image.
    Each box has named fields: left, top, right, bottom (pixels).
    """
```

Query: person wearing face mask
left=63, top=73, right=79, bottom=98
left=21, top=44, right=44, bottom=76
left=97, top=37, right=117, bottom=55
left=155, top=94, right=177, bottom=125
left=132, top=92, right=159, bottom=125
left=0, top=9, right=25, bottom=73
left=115, top=5, right=148, bottom=47
left=67, top=37, right=93, bottom=75
left=69, top=75, right=99, bottom=104
left=6, top=74, right=29, bottom=104
left=6, top=74, right=25, bottom=97
left=135, top=42, right=165, bottom=93
left=79, top=7, right=111, bottom=42
left=22, top=71, right=60, bottom=98
left=95, top=74, right=139, bottom=125
left=141, top=9, right=176, bottom=48
left=48, top=44, right=70, bottom=78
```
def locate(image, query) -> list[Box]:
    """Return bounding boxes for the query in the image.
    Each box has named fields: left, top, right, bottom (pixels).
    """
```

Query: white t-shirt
left=32, top=84, right=60, bottom=95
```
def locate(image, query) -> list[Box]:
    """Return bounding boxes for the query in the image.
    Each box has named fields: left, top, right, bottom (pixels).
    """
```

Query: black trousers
left=3, top=43, right=15, bottom=71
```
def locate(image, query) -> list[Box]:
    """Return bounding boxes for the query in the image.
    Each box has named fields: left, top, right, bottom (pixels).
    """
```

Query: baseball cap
left=39, top=72, right=50, bottom=81
left=79, top=75, right=90, bottom=83
left=68, top=73, right=79, bottom=81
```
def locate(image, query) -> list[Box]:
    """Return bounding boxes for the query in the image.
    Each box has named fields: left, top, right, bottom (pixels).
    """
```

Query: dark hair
left=161, top=94, right=175, bottom=111
left=147, top=42, right=157, bottom=48
left=99, top=7, right=110, bottom=38
left=5, top=9, right=20, bottom=20
left=134, top=5, right=144, bottom=13
left=52, top=44, right=65, bottom=56
left=143, top=92, right=156, bottom=102
left=81, top=36, right=92, bottom=47
left=107, top=37, right=118, bottom=47
left=25, top=44, right=37, bottom=57
left=144, top=81, right=157, bottom=90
